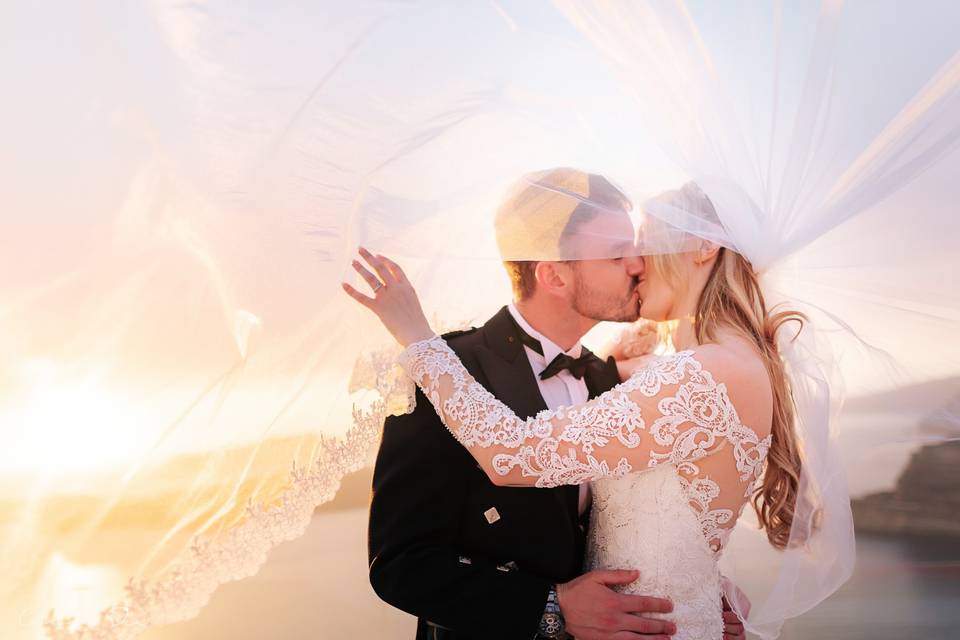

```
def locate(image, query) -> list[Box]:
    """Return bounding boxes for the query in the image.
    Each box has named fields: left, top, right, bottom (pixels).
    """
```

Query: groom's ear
left=534, top=261, right=574, bottom=297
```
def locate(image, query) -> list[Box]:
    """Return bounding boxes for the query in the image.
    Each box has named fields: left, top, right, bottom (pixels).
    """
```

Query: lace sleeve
left=399, top=335, right=772, bottom=547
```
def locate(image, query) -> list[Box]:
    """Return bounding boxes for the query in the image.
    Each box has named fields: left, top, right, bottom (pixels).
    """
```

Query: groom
left=368, top=168, right=744, bottom=639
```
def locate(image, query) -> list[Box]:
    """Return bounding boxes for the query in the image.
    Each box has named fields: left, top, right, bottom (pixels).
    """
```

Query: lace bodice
left=399, top=335, right=772, bottom=554
left=586, top=465, right=725, bottom=639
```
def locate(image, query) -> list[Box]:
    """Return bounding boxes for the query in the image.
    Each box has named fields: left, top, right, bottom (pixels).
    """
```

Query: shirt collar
left=507, top=303, right=583, bottom=366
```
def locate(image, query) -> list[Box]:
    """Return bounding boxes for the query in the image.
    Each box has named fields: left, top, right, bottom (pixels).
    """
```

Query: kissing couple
left=347, top=168, right=807, bottom=640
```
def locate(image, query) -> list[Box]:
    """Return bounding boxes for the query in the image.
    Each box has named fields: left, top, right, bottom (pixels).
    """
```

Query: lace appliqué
left=401, top=337, right=645, bottom=486
left=400, top=337, right=771, bottom=553
left=43, top=347, right=412, bottom=640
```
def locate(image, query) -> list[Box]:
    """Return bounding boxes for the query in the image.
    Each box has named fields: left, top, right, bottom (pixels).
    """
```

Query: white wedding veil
left=2, top=2, right=958, bottom=639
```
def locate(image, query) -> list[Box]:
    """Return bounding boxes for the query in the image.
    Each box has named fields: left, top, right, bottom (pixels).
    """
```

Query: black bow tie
left=508, top=315, right=598, bottom=381
left=539, top=352, right=597, bottom=381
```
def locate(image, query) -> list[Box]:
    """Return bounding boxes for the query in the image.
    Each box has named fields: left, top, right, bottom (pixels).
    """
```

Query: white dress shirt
left=507, top=304, right=591, bottom=515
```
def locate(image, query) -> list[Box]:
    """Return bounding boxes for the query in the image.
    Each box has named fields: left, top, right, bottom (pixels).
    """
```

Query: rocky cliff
left=852, top=439, right=960, bottom=537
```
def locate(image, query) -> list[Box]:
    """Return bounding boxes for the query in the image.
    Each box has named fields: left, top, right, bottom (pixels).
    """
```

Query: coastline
left=851, top=440, right=960, bottom=538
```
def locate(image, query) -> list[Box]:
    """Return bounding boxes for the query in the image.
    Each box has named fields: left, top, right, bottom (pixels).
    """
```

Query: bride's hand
left=341, top=247, right=435, bottom=347
left=608, top=319, right=659, bottom=361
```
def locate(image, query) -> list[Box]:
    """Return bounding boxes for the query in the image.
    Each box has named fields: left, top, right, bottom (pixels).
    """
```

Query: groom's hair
left=503, top=261, right=539, bottom=300
left=498, top=167, right=630, bottom=300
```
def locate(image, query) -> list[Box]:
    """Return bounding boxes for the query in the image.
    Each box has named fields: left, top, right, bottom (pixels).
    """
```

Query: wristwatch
left=537, top=584, right=565, bottom=639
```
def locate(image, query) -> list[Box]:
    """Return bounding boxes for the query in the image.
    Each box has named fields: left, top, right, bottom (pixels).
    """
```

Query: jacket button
left=484, top=507, right=501, bottom=524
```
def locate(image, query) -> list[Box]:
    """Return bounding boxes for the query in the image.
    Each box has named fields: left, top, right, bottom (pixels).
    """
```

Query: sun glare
left=1, top=358, right=150, bottom=481
left=40, top=552, right=126, bottom=630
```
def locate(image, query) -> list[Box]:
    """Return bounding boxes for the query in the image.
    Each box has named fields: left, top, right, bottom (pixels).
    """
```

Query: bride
left=344, top=182, right=808, bottom=640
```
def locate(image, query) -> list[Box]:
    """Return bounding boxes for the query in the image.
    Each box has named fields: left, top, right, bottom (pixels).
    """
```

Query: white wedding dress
left=399, top=335, right=772, bottom=640
left=587, top=466, right=726, bottom=639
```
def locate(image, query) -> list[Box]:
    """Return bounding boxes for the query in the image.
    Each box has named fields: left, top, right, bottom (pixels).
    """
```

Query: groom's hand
left=557, top=569, right=676, bottom=639
left=721, top=595, right=747, bottom=640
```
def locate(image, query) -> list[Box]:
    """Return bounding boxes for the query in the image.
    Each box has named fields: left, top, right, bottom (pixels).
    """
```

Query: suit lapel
left=473, top=307, right=548, bottom=420
left=474, top=307, right=583, bottom=523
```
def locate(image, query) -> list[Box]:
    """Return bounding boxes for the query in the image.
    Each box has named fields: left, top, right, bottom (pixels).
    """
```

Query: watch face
left=542, top=613, right=563, bottom=635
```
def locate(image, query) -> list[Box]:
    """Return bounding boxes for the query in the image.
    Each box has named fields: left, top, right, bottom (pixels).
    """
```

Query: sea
left=138, top=508, right=959, bottom=640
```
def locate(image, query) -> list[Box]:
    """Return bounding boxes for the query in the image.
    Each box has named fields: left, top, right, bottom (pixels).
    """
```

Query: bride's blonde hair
left=650, top=186, right=804, bottom=550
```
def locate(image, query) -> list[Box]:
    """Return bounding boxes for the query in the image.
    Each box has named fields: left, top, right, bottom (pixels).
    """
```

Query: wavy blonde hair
left=649, top=186, right=804, bottom=550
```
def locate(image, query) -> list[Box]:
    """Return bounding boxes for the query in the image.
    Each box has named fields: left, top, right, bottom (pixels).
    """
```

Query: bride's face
left=636, top=252, right=696, bottom=321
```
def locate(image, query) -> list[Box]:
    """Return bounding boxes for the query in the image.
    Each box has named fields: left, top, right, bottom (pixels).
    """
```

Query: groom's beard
left=571, top=275, right=641, bottom=323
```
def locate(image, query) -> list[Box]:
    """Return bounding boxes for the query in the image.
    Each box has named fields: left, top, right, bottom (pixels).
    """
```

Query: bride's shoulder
left=683, top=341, right=765, bottom=377
left=682, top=342, right=774, bottom=429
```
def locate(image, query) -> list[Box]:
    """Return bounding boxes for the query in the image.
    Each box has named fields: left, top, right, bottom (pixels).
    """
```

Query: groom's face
left=565, top=213, right=643, bottom=323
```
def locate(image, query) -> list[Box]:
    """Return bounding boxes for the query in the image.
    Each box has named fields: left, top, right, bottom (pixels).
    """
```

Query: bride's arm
left=400, top=334, right=768, bottom=489
left=342, top=249, right=770, bottom=491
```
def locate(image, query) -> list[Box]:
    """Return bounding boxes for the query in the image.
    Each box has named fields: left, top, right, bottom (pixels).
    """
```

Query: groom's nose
left=623, top=255, right=644, bottom=277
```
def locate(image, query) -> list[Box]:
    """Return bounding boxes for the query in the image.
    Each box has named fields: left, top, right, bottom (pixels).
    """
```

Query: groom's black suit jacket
left=368, top=306, right=621, bottom=640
